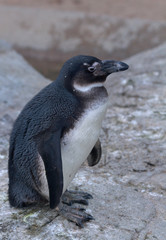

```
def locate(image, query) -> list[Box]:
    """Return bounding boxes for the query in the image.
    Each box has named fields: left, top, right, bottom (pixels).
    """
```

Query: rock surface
left=1, top=4, right=166, bottom=79
left=1, top=43, right=166, bottom=239
left=2, top=0, right=166, bottom=22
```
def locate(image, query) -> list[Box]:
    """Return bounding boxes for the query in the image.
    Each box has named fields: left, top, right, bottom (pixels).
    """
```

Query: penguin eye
left=88, top=66, right=95, bottom=72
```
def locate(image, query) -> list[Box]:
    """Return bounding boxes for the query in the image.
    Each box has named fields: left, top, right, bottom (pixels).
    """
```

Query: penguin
left=8, top=55, right=128, bottom=227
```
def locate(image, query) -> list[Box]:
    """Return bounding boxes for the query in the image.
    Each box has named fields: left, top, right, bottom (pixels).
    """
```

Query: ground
left=1, top=42, right=166, bottom=239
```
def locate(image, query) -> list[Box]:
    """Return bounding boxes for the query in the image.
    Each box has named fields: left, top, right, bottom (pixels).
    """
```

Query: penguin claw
left=58, top=203, right=94, bottom=228
left=68, top=190, right=93, bottom=199
left=79, top=208, right=86, bottom=212
left=62, top=190, right=93, bottom=206
left=71, top=199, right=89, bottom=206
left=73, top=211, right=94, bottom=228
left=83, top=193, right=93, bottom=200
left=76, top=219, right=84, bottom=228
left=75, top=214, right=94, bottom=228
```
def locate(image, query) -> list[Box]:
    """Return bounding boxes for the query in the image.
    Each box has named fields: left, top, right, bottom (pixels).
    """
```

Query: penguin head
left=57, top=55, right=129, bottom=92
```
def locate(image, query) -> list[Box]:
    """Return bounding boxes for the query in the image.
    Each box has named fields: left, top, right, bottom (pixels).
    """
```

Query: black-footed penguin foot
left=62, top=190, right=93, bottom=206
left=58, top=203, right=94, bottom=228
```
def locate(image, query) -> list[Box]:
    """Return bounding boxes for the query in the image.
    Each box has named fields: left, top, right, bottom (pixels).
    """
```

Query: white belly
left=61, top=101, right=108, bottom=192
left=37, top=100, right=108, bottom=199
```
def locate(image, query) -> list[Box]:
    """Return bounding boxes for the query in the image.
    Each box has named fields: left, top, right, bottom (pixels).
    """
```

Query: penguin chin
left=73, top=82, right=104, bottom=93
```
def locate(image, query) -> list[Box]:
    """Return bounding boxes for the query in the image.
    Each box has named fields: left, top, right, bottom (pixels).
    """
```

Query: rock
left=0, top=47, right=49, bottom=160
left=1, top=5, right=166, bottom=78
left=1, top=42, right=166, bottom=239
left=1, top=5, right=166, bottom=58
left=149, top=172, right=166, bottom=191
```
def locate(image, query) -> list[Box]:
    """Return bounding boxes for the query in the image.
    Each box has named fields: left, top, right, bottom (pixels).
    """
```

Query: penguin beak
left=101, top=60, right=129, bottom=74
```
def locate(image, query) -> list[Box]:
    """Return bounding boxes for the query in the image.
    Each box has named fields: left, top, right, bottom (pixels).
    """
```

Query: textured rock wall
left=1, top=5, right=166, bottom=58
left=1, top=5, right=166, bottom=79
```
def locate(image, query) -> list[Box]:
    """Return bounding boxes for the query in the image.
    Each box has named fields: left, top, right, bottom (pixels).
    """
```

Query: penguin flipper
left=87, top=139, right=102, bottom=166
left=38, top=129, right=63, bottom=209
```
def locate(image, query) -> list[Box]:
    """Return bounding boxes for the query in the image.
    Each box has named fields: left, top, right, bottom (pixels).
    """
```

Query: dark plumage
left=8, top=55, right=128, bottom=226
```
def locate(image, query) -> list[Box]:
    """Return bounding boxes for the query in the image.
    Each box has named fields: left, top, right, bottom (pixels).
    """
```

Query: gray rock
left=1, top=5, right=166, bottom=78
left=0, top=48, right=49, bottom=162
left=1, top=42, right=166, bottom=239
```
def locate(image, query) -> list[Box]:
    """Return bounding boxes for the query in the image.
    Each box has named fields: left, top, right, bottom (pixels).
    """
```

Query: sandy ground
left=1, top=0, right=166, bottom=21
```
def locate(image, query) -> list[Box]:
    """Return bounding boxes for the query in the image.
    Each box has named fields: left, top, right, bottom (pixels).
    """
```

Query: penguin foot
left=62, top=190, right=93, bottom=206
left=58, top=203, right=94, bottom=228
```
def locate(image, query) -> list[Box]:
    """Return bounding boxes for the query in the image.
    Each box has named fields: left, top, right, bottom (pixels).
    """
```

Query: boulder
left=1, top=5, right=166, bottom=78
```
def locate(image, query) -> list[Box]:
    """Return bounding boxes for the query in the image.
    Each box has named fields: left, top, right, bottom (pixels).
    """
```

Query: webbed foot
left=62, top=189, right=93, bottom=206
left=58, top=190, right=94, bottom=227
left=58, top=203, right=94, bottom=228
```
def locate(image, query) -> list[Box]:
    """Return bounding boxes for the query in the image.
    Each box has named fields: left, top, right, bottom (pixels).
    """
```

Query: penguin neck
left=72, top=85, right=108, bottom=109
left=55, top=71, right=108, bottom=108
left=73, top=82, right=104, bottom=93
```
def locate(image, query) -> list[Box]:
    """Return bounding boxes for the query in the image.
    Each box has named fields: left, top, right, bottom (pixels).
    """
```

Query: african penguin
left=8, top=55, right=129, bottom=227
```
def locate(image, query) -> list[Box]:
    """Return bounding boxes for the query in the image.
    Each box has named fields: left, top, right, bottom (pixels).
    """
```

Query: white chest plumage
left=37, top=96, right=108, bottom=199
left=61, top=100, right=108, bottom=192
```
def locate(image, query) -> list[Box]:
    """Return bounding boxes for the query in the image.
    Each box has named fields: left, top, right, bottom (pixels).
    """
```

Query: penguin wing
left=87, top=139, right=102, bottom=166
left=21, top=84, right=78, bottom=208
left=38, top=127, right=63, bottom=209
